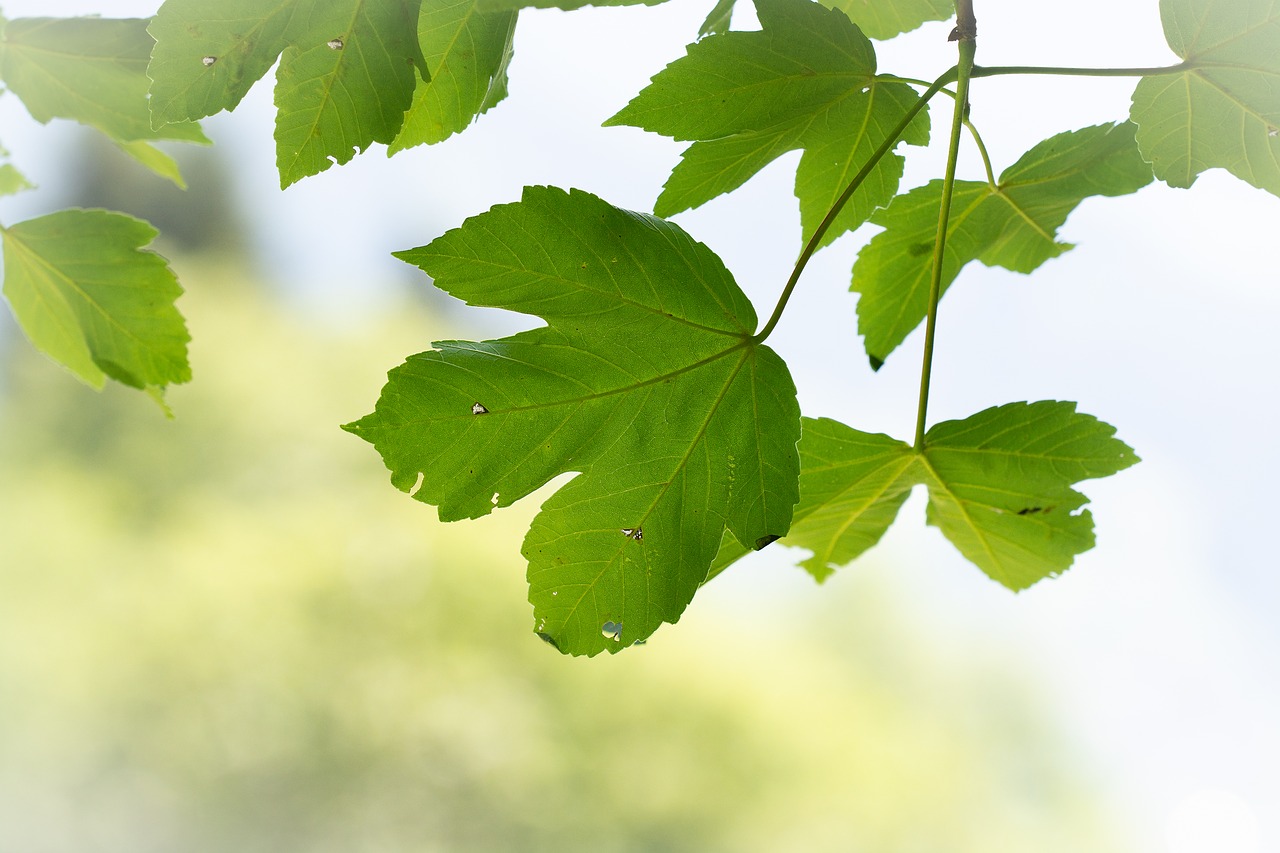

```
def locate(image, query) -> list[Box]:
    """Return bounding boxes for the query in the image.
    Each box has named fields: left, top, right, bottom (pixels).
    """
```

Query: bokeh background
left=1, top=1, right=1276, bottom=851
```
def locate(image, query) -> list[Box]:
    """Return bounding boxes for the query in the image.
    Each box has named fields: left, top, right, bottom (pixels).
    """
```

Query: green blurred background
left=5, top=1, right=1279, bottom=849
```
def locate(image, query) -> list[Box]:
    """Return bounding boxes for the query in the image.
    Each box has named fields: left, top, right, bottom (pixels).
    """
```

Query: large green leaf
left=711, top=402, right=1136, bottom=591
left=345, top=187, right=801, bottom=656
left=148, top=0, right=423, bottom=187
left=0, top=16, right=207, bottom=156
left=852, top=122, right=1153, bottom=367
left=389, top=0, right=517, bottom=153
left=1, top=209, right=190, bottom=398
left=1131, top=0, right=1280, bottom=196
left=606, top=0, right=929, bottom=249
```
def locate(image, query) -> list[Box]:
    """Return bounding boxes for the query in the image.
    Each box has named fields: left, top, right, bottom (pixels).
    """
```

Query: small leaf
left=1131, top=0, right=1280, bottom=196
left=475, top=0, right=668, bottom=9
left=708, top=418, right=914, bottom=583
left=346, top=187, right=801, bottom=656
left=699, top=0, right=737, bottom=36
left=148, top=0, right=423, bottom=188
left=852, top=122, right=1153, bottom=365
left=920, top=401, right=1139, bottom=590
left=1, top=209, right=191, bottom=398
left=820, top=0, right=954, bottom=40
left=389, top=0, right=518, bottom=153
left=0, top=162, right=33, bottom=197
left=608, top=0, right=929, bottom=248
left=0, top=16, right=207, bottom=145
left=113, top=140, right=187, bottom=189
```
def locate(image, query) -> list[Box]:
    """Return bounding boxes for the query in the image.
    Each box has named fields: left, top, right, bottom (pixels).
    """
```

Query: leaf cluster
left=1, top=0, right=1277, bottom=655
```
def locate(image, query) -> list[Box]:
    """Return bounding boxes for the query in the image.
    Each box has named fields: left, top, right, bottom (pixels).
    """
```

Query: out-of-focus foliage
left=0, top=267, right=1121, bottom=852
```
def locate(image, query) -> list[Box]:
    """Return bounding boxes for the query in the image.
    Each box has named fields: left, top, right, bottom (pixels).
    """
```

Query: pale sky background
left=1, top=2, right=1278, bottom=851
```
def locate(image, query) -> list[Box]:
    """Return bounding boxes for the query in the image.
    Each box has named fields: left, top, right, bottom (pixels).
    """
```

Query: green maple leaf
left=345, top=186, right=801, bottom=656
left=0, top=16, right=207, bottom=185
left=606, top=0, right=930, bottom=250
left=1131, top=0, right=1280, bottom=196
left=852, top=122, right=1153, bottom=367
left=710, top=402, right=1137, bottom=591
left=147, top=0, right=423, bottom=188
left=389, top=0, right=517, bottom=153
left=1, top=209, right=191, bottom=400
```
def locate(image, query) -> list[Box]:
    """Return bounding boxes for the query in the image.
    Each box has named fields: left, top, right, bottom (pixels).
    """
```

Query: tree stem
left=754, top=67, right=956, bottom=343
left=914, top=34, right=976, bottom=451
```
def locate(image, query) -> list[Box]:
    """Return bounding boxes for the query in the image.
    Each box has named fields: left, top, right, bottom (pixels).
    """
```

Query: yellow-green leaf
left=2, top=209, right=191, bottom=399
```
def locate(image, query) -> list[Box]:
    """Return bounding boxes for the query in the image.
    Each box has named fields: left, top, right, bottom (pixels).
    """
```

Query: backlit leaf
left=607, top=0, right=929, bottom=248
left=1, top=209, right=190, bottom=398
left=389, top=0, right=517, bottom=153
left=711, top=402, right=1136, bottom=591
left=1131, top=0, right=1280, bottom=196
left=0, top=16, right=208, bottom=151
left=699, top=0, right=736, bottom=36
left=821, top=0, right=954, bottom=40
left=852, top=122, right=1153, bottom=366
left=708, top=418, right=914, bottom=583
left=921, top=401, right=1139, bottom=590
left=475, top=0, right=668, bottom=9
left=0, top=162, right=32, bottom=197
left=345, top=186, right=801, bottom=656
left=148, top=0, right=423, bottom=187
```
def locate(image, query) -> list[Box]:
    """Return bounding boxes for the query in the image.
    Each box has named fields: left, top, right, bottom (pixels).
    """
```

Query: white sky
left=1, top=2, right=1278, bottom=851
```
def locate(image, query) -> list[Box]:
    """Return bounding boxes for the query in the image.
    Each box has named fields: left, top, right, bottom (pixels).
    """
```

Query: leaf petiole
left=914, top=33, right=977, bottom=450
left=754, top=66, right=958, bottom=343
left=972, top=61, right=1190, bottom=80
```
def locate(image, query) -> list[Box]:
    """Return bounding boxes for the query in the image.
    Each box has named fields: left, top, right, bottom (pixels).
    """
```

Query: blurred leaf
left=389, top=0, right=517, bottom=153
left=0, top=162, right=32, bottom=196
left=0, top=16, right=208, bottom=152
left=607, top=0, right=929, bottom=248
left=1131, top=0, right=1280, bottom=195
left=822, top=0, right=954, bottom=40
left=346, top=186, right=800, bottom=656
left=852, top=122, right=1153, bottom=366
left=476, top=0, right=669, bottom=8
left=148, top=0, right=423, bottom=187
left=1, top=209, right=190, bottom=398
left=112, top=140, right=187, bottom=188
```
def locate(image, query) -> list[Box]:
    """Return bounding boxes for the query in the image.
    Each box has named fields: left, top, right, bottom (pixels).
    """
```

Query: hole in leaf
left=601, top=621, right=623, bottom=641
left=201, top=55, right=217, bottom=67
left=620, top=527, right=643, bottom=541
left=328, top=38, right=345, bottom=50
left=491, top=492, right=500, bottom=506
left=471, top=402, right=489, bottom=415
